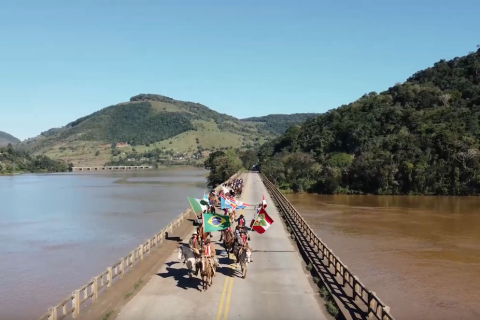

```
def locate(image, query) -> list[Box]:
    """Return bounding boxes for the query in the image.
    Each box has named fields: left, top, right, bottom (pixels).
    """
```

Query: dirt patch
left=76, top=218, right=195, bottom=320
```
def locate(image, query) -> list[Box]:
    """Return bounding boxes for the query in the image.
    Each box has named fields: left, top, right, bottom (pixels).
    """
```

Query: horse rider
left=203, top=239, right=219, bottom=275
left=189, top=233, right=200, bottom=252
left=237, top=214, right=246, bottom=227
left=237, top=214, right=250, bottom=239
left=233, top=228, right=252, bottom=263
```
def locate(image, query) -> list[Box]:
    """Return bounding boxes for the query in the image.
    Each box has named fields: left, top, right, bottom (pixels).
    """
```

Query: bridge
left=71, top=165, right=153, bottom=171
left=38, top=172, right=396, bottom=320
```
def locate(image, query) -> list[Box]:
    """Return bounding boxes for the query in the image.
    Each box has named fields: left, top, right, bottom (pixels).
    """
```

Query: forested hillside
left=259, top=49, right=480, bottom=195
left=0, top=143, right=68, bottom=174
left=242, top=113, right=319, bottom=134
left=0, top=131, right=20, bottom=146
left=19, top=94, right=312, bottom=167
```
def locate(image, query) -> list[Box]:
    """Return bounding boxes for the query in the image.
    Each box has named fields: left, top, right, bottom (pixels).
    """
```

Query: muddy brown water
left=285, top=194, right=480, bottom=320
left=0, top=167, right=208, bottom=320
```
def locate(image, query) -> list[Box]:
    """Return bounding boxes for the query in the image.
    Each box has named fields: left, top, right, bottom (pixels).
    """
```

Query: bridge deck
left=116, top=172, right=329, bottom=320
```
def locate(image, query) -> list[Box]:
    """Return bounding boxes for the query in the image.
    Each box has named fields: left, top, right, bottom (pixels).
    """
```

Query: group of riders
left=183, top=178, right=259, bottom=284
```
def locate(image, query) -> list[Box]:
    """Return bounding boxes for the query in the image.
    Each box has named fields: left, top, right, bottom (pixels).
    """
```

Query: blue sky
left=1, top=0, right=478, bottom=140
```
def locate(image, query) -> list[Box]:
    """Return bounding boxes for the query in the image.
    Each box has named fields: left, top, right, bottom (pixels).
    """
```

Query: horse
left=235, top=186, right=243, bottom=197
left=198, top=250, right=214, bottom=292
left=178, top=244, right=197, bottom=278
left=222, top=230, right=235, bottom=253
left=234, top=246, right=249, bottom=279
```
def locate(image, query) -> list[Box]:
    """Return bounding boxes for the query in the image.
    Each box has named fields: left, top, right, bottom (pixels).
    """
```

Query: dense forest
left=0, top=144, right=68, bottom=174
left=258, top=49, right=480, bottom=195
left=242, top=113, right=319, bottom=135
left=0, top=131, right=20, bottom=146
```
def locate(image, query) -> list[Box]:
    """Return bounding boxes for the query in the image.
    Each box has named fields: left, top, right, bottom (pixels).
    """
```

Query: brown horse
left=235, top=186, right=243, bottom=197
left=222, top=230, right=235, bottom=253
left=198, top=251, right=214, bottom=292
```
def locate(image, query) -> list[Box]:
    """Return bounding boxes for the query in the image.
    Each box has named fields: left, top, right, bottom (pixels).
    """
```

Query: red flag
left=252, top=207, right=274, bottom=234
left=262, top=195, right=267, bottom=208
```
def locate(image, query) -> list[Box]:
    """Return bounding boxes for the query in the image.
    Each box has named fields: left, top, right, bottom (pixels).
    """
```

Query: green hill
left=241, top=113, right=319, bottom=135
left=19, top=94, right=310, bottom=167
left=259, top=49, right=480, bottom=196
left=0, top=131, right=20, bottom=146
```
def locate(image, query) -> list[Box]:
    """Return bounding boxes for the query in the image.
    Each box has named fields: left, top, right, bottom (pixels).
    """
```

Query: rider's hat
left=193, top=233, right=197, bottom=236
left=205, top=239, right=211, bottom=244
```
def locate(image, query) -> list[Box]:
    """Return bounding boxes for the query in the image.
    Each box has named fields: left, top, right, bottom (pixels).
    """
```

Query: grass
left=35, top=122, right=264, bottom=166
left=102, top=311, right=114, bottom=320
left=124, top=279, right=144, bottom=299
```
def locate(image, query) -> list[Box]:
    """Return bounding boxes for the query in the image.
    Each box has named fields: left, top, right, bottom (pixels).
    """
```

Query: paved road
left=116, top=172, right=329, bottom=320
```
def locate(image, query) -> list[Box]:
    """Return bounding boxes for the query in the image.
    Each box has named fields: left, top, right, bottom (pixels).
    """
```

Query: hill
left=259, top=48, right=480, bottom=196
left=19, top=94, right=310, bottom=167
left=0, top=131, right=20, bottom=146
left=241, top=113, right=319, bottom=135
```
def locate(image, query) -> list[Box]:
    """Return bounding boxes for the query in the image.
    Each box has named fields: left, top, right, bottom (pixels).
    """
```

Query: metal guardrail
left=259, top=173, right=395, bottom=320
left=38, top=170, right=243, bottom=320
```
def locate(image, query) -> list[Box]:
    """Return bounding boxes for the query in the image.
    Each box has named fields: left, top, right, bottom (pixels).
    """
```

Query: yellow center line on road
left=215, top=172, right=250, bottom=320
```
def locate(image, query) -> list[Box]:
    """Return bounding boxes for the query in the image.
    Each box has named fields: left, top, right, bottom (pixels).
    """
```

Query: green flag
left=187, top=197, right=209, bottom=214
left=203, top=212, right=231, bottom=233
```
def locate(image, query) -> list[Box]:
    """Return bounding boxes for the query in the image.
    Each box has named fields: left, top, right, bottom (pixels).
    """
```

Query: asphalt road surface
left=116, top=172, right=329, bottom=320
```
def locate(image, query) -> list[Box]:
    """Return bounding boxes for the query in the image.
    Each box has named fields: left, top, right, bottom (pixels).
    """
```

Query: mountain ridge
left=0, top=131, right=20, bottom=146
left=19, top=94, right=318, bottom=166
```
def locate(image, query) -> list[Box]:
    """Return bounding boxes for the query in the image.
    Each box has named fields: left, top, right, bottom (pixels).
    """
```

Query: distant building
left=116, top=142, right=130, bottom=148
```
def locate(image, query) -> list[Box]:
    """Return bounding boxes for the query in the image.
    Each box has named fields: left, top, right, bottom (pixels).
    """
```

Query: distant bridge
left=71, top=165, right=153, bottom=171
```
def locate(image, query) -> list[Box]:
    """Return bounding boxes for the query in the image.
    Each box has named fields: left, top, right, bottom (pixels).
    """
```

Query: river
left=285, top=194, right=480, bottom=320
left=0, top=167, right=208, bottom=320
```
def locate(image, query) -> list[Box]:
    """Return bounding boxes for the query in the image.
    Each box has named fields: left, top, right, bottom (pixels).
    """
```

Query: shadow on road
left=157, top=267, right=202, bottom=291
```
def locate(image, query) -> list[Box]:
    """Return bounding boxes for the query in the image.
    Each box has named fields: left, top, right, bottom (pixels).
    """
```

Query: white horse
left=178, top=244, right=197, bottom=278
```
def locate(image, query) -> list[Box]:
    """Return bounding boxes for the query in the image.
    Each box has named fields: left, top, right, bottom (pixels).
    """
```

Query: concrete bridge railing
left=38, top=170, right=243, bottom=320
left=260, top=173, right=396, bottom=320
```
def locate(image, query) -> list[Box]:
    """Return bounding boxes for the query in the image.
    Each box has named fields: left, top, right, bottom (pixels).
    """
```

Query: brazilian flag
left=202, top=212, right=231, bottom=233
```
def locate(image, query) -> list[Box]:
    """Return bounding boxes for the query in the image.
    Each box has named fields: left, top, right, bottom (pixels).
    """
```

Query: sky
left=0, top=0, right=479, bottom=140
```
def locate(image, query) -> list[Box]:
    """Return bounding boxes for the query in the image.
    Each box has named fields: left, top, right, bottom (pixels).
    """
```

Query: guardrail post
left=139, top=245, right=144, bottom=260
left=129, top=250, right=135, bottom=267
left=107, top=267, right=113, bottom=287
left=48, top=307, right=57, bottom=320
left=120, top=258, right=125, bottom=277
left=72, top=290, right=80, bottom=317
left=353, top=276, right=359, bottom=300
left=92, top=277, right=98, bottom=301
left=368, top=291, right=376, bottom=318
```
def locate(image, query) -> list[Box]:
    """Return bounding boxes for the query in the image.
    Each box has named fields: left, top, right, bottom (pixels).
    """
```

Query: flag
left=262, top=195, right=267, bottom=208
left=235, top=200, right=250, bottom=208
left=203, top=193, right=209, bottom=202
left=187, top=197, right=209, bottom=214
left=252, top=207, right=273, bottom=234
left=221, top=197, right=237, bottom=210
left=203, top=212, right=231, bottom=232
